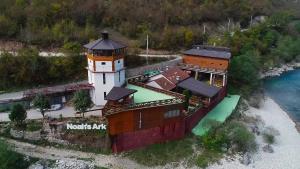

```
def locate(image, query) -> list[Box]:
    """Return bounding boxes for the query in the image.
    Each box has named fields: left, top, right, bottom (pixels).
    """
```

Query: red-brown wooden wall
left=111, top=87, right=227, bottom=153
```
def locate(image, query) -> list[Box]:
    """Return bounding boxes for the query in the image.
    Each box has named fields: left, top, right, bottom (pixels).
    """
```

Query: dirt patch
left=61, top=132, right=110, bottom=150
left=0, top=40, right=24, bottom=51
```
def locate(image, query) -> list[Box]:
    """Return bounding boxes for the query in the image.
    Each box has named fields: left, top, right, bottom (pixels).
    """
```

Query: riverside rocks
left=29, top=159, right=96, bottom=169
left=261, top=63, right=300, bottom=79
left=263, top=145, right=274, bottom=153
left=51, top=159, right=95, bottom=169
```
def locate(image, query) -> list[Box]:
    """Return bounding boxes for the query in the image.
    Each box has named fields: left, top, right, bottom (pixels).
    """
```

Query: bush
left=295, top=21, right=300, bottom=33
left=26, top=121, right=43, bottom=132
left=228, top=122, right=257, bottom=153
left=0, top=140, right=33, bottom=169
left=126, top=136, right=195, bottom=166
left=196, top=150, right=222, bottom=168
left=201, top=121, right=257, bottom=154
left=263, top=133, right=275, bottom=145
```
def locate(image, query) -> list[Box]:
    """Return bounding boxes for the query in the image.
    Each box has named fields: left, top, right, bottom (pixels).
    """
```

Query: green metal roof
left=126, top=84, right=175, bottom=104
left=192, top=95, right=240, bottom=136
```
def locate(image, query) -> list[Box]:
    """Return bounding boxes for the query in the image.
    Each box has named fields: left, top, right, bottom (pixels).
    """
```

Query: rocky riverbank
left=260, top=62, right=300, bottom=79
left=208, top=98, right=300, bottom=169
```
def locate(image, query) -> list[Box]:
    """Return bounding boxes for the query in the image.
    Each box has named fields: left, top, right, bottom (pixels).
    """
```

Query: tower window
left=101, top=62, right=106, bottom=65
left=103, top=73, right=106, bottom=84
left=118, top=60, right=120, bottom=63
left=119, top=71, right=121, bottom=82
left=104, top=92, right=107, bottom=99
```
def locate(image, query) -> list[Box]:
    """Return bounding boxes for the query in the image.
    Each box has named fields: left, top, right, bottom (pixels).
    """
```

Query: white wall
left=114, top=70, right=125, bottom=87
left=87, top=58, right=126, bottom=106
left=88, top=58, right=93, bottom=71
left=89, top=71, right=126, bottom=106
left=114, top=58, right=124, bottom=71
left=95, top=61, right=113, bottom=72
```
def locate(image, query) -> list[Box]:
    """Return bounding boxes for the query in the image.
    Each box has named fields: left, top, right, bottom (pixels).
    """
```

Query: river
left=264, top=69, right=300, bottom=122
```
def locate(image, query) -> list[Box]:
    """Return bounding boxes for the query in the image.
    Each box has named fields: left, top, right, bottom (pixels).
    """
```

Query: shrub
left=201, top=120, right=228, bottom=152
left=263, top=133, right=275, bottom=145
left=295, top=21, right=300, bottom=33
left=9, top=104, right=27, bottom=128
left=196, top=150, right=222, bottom=168
left=227, top=122, right=257, bottom=153
left=26, top=121, right=43, bottom=132
left=126, top=136, right=195, bottom=166
left=201, top=121, right=257, bottom=154
left=0, top=140, right=32, bottom=169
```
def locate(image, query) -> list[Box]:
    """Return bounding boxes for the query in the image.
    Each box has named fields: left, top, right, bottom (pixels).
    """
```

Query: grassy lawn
left=26, top=120, right=43, bottom=132
left=125, top=135, right=197, bottom=166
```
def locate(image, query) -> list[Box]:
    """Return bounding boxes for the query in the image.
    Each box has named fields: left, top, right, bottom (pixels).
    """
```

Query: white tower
left=84, top=31, right=126, bottom=106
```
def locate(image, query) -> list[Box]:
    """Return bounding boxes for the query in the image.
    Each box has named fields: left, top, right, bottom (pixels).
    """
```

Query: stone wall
left=10, top=128, right=41, bottom=141
left=126, top=56, right=183, bottom=77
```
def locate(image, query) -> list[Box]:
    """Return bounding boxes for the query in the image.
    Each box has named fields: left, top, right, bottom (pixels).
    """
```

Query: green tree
left=183, top=90, right=191, bottom=110
left=272, top=36, right=300, bottom=62
left=32, top=94, right=50, bottom=119
left=228, top=51, right=260, bottom=95
left=72, top=90, right=92, bottom=117
left=295, top=21, right=300, bottom=33
left=0, top=15, right=17, bottom=37
left=9, top=104, right=27, bottom=128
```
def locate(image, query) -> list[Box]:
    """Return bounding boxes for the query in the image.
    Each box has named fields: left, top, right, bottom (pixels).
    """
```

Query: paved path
left=0, top=106, right=101, bottom=122
left=2, top=137, right=145, bottom=169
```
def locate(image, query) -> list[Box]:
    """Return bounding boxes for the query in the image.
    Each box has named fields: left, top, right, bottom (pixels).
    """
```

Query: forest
left=0, top=0, right=300, bottom=95
left=0, top=0, right=295, bottom=49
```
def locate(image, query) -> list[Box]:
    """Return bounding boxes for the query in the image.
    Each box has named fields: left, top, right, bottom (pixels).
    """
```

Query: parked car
left=50, top=104, right=63, bottom=111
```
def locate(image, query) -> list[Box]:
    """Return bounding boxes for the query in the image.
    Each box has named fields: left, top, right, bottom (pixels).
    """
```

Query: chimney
left=101, top=31, right=109, bottom=40
left=176, top=76, right=180, bottom=81
left=166, top=66, right=169, bottom=70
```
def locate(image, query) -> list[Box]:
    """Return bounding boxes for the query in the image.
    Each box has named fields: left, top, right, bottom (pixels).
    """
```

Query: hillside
left=0, top=0, right=298, bottom=51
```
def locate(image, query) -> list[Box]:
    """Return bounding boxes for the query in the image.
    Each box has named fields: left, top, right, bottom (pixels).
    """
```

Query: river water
left=264, top=69, right=300, bottom=122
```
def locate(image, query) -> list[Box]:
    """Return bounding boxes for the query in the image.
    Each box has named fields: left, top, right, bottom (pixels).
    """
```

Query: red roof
left=162, top=67, right=190, bottom=84
left=154, top=77, right=176, bottom=91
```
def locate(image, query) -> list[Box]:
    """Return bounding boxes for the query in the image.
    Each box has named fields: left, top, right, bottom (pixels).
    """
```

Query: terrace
left=103, top=83, right=184, bottom=116
left=179, top=63, right=227, bottom=88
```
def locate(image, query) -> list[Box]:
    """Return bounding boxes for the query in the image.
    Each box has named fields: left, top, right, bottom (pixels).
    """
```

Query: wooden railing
left=104, top=98, right=183, bottom=116
left=179, top=63, right=227, bottom=75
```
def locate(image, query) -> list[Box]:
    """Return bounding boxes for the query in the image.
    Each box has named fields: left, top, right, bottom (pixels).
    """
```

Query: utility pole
left=227, top=18, right=231, bottom=32
left=146, top=34, right=149, bottom=65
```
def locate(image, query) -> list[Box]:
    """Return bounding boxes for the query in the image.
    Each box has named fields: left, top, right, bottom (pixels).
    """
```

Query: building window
left=104, top=92, right=106, bottom=99
left=101, top=62, right=106, bottom=65
left=103, top=73, right=106, bottom=84
left=119, top=71, right=121, bottom=82
left=164, top=110, right=180, bottom=118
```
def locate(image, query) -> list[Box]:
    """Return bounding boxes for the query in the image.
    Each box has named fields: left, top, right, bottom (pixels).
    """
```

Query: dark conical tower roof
left=84, top=31, right=126, bottom=50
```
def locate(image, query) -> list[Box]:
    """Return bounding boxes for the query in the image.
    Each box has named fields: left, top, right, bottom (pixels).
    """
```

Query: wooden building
left=181, top=45, right=231, bottom=88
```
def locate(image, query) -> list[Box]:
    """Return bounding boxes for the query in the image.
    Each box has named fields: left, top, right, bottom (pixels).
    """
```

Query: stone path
left=3, top=137, right=146, bottom=169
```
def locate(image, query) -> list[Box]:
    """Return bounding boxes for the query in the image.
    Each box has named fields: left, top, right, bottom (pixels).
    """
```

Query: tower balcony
left=87, top=53, right=124, bottom=62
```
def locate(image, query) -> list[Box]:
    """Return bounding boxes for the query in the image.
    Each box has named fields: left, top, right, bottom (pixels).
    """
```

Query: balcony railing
left=179, top=63, right=227, bottom=75
left=103, top=98, right=183, bottom=116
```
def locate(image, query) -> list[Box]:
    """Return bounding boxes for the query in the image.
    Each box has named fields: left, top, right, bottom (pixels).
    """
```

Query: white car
left=50, top=104, right=63, bottom=111
left=35, top=104, right=62, bottom=112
